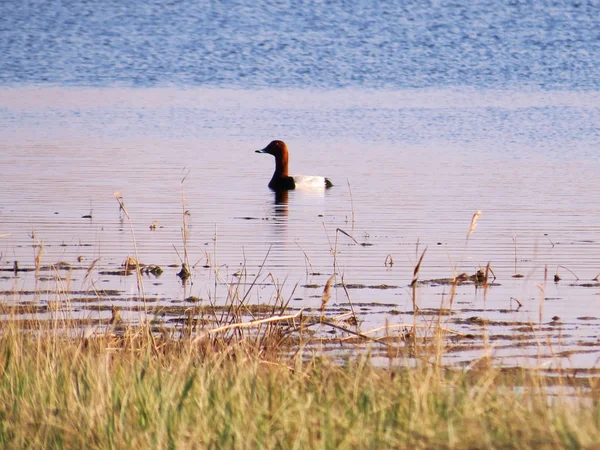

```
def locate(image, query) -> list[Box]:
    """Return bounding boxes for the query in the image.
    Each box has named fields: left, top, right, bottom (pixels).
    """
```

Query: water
left=1, top=0, right=598, bottom=89
left=1, top=0, right=600, bottom=368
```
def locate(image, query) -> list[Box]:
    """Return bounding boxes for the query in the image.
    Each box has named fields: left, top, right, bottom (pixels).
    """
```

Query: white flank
left=292, top=175, right=327, bottom=189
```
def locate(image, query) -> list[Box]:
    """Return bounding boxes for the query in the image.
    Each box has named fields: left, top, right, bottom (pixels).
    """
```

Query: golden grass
left=0, top=317, right=599, bottom=450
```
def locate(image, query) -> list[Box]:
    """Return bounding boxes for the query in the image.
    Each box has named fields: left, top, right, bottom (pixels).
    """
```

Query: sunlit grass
left=0, top=319, right=599, bottom=450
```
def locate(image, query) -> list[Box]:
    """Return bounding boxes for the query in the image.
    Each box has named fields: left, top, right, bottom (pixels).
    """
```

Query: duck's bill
left=255, top=148, right=267, bottom=153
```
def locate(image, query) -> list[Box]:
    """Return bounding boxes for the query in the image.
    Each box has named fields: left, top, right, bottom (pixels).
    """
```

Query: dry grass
left=1, top=318, right=599, bottom=449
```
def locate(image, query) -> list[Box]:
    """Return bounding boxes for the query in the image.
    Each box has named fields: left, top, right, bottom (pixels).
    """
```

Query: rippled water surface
left=1, top=0, right=600, bottom=367
left=1, top=0, right=599, bottom=89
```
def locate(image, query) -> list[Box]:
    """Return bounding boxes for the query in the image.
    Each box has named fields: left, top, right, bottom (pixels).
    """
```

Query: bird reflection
left=272, top=190, right=289, bottom=217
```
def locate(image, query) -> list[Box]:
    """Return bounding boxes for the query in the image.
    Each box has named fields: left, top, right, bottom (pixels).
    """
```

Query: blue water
left=1, top=0, right=598, bottom=89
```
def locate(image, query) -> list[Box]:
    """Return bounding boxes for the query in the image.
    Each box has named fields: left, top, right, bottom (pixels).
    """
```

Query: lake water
left=1, top=0, right=600, bottom=368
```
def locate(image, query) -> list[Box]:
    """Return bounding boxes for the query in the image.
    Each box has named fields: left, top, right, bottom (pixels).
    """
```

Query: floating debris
left=123, top=256, right=142, bottom=269
left=143, top=265, right=163, bottom=276
left=419, top=271, right=499, bottom=286
left=177, top=264, right=191, bottom=281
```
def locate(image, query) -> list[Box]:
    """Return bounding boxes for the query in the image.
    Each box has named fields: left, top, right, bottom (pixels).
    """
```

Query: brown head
left=255, top=140, right=290, bottom=177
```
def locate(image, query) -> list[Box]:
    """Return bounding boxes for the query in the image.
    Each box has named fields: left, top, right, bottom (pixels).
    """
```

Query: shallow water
left=2, top=86, right=600, bottom=367
left=1, top=0, right=600, bottom=367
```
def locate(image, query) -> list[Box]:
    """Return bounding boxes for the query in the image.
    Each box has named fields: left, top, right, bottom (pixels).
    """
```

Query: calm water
left=1, top=0, right=600, bottom=367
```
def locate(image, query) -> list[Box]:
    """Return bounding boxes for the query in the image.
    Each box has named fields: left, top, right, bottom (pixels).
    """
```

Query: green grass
left=1, top=323, right=599, bottom=450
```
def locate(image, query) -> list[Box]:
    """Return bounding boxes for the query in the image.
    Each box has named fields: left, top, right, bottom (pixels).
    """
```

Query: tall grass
left=0, top=319, right=599, bottom=449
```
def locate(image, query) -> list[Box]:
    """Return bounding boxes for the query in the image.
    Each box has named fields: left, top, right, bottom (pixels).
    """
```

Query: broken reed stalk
left=554, top=265, right=579, bottom=282
left=510, top=297, right=523, bottom=309
left=339, top=274, right=359, bottom=326
left=193, top=310, right=304, bottom=341
left=114, top=192, right=146, bottom=302
left=338, top=323, right=466, bottom=339
left=317, top=320, right=394, bottom=349
left=335, top=228, right=359, bottom=245
left=331, top=227, right=359, bottom=272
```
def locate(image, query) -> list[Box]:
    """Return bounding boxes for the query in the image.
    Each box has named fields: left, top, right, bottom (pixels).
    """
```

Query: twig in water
left=554, top=265, right=579, bottom=282
left=328, top=227, right=360, bottom=272
left=384, top=254, right=394, bottom=267
left=510, top=297, right=523, bottom=309
left=336, top=228, right=359, bottom=245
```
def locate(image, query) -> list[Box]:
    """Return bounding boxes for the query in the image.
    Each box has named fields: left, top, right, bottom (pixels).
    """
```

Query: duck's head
left=255, top=140, right=288, bottom=157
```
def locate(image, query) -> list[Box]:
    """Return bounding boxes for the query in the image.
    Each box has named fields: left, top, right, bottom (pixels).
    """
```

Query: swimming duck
left=255, top=140, right=333, bottom=191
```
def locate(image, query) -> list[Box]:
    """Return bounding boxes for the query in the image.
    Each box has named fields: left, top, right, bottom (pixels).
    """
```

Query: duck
left=255, top=140, right=333, bottom=191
